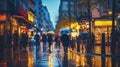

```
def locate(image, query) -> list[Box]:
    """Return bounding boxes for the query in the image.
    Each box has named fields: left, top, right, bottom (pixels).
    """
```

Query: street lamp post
left=111, top=0, right=116, bottom=55
left=87, top=0, right=91, bottom=45
left=111, top=0, right=117, bottom=67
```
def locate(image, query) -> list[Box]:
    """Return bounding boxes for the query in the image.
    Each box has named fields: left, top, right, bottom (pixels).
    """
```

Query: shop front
left=0, top=13, right=9, bottom=45
left=79, top=19, right=89, bottom=33
left=13, top=15, right=34, bottom=38
left=93, top=19, right=116, bottom=44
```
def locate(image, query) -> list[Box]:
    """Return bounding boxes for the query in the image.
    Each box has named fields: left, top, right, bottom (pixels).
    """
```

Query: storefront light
left=0, top=14, right=6, bottom=21
left=108, top=11, right=112, bottom=15
left=118, top=13, right=120, bottom=18
left=95, top=20, right=116, bottom=26
left=28, top=11, right=34, bottom=22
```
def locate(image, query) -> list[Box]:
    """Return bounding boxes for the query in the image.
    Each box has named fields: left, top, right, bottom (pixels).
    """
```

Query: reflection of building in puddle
left=68, top=48, right=86, bottom=67
left=94, top=46, right=101, bottom=54
left=78, top=55, right=86, bottom=67
left=65, top=47, right=114, bottom=67
left=92, top=56, right=112, bottom=67
left=11, top=48, right=20, bottom=66
left=48, top=54, right=53, bottom=67
left=94, top=46, right=111, bottom=55
left=80, top=43, right=86, bottom=53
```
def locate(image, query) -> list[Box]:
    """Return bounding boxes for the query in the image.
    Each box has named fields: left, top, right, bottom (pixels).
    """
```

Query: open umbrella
left=47, top=31, right=55, bottom=34
left=60, top=28, right=72, bottom=34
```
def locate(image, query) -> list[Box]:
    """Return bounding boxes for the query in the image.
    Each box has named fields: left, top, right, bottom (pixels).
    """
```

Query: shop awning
left=12, top=15, right=34, bottom=27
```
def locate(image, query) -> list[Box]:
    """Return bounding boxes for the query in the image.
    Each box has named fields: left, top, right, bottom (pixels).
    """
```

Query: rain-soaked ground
left=0, top=41, right=120, bottom=67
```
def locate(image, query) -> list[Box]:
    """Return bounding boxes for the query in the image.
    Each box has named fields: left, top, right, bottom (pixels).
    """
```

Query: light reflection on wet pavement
left=0, top=42, right=120, bottom=67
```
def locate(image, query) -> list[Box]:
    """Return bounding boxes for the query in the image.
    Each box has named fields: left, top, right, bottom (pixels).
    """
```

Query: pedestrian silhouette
left=47, top=33, right=53, bottom=52
left=20, top=32, right=28, bottom=48
left=6, top=31, right=12, bottom=47
left=42, top=33, right=47, bottom=52
left=60, top=34, right=70, bottom=53
left=13, top=30, right=19, bottom=50
left=55, top=34, right=60, bottom=49
left=34, top=32, right=40, bottom=46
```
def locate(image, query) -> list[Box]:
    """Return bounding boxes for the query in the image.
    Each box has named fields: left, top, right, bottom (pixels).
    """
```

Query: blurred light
left=0, top=14, right=6, bottom=21
left=95, top=20, right=116, bottom=26
left=28, top=11, right=34, bottom=22
left=48, top=54, right=53, bottom=67
left=71, top=32, right=78, bottom=37
left=108, top=11, right=112, bottom=15
left=12, top=18, right=18, bottom=25
left=118, top=13, right=120, bottom=18
left=28, top=49, right=34, bottom=67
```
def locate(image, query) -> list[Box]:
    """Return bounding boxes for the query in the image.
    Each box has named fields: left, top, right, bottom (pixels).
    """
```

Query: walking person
left=13, top=30, right=19, bottom=50
left=34, top=32, right=40, bottom=46
left=47, top=33, right=53, bottom=53
left=24, top=32, right=28, bottom=48
left=42, top=33, right=47, bottom=52
left=60, top=34, right=70, bottom=53
left=20, top=32, right=28, bottom=49
left=77, top=34, right=81, bottom=52
left=55, top=34, right=60, bottom=49
left=6, top=31, right=12, bottom=47
left=20, top=33, right=24, bottom=49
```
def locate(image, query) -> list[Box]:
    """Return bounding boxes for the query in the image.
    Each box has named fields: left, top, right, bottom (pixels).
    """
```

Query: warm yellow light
left=95, top=20, right=116, bottom=26
left=71, top=32, right=77, bottom=37
left=28, top=50, right=34, bottom=67
left=0, top=14, right=6, bottom=21
left=28, top=11, right=34, bottom=22
left=76, top=25, right=80, bottom=30
left=108, top=11, right=112, bottom=15
left=48, top=54, right=53, bottom=67
left=12, top=18, right=18, bottom=25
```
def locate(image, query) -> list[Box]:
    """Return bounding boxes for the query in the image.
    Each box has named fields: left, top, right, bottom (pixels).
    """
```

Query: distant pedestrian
left=47, top=33, right=53, bottom=52
left=60, top=34, right=70, bottom=53
left=20, top=33, right=24, bottom=48
left=20, top=32, right=28, bottom=48
left=13, top=30, right=19, bottom=49
left=24, top=32, right=28, bottom=47
left=42, top=33, right=47, bottom=51
left=34, top=32, right=40, bottom=46
left=55, top=35, right=60, bottom=49
left=6, top=31, right=12, bottom=47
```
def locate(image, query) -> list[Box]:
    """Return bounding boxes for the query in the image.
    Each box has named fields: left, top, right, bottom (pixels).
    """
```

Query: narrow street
left=0, top=41, right=120, bottom=67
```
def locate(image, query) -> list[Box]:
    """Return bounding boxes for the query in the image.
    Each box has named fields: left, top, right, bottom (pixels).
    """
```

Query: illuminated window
left=28, top=11, right=34, bottom=22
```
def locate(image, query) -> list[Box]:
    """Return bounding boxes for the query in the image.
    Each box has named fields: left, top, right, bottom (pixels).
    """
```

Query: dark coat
left=42, top=34, right=47, bottom=43
left=34, top=34, right=40, bottom=43
left=60, top=34, right=70, bottom=47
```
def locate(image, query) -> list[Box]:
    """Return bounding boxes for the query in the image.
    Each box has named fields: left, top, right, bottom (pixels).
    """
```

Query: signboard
left=91, top=7, right=100, bottom=18
left=95, top=20, right=116, bottom=26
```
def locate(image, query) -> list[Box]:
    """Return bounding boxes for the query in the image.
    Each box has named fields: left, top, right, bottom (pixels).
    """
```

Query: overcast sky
left=42, top=0, right=60, bottom=28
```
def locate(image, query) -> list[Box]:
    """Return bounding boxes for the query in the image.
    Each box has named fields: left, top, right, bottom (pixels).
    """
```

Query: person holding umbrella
left=60, top=33, right=70, bottom=53
left=47, top=31, right=54, bottom=53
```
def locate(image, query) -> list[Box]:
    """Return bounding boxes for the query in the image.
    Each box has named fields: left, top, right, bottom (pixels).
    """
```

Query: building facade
left=58, top=0, right=120, bottom=44
left=0, top=0, right=35, bottom=46
left=59, top=0, right=77, bottom=20
left=34, top=0, right=42, bottom=31
left=41, top=5, right=54, bottom=32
